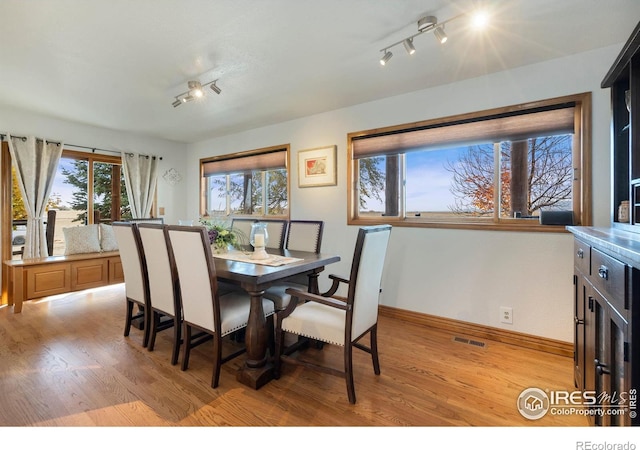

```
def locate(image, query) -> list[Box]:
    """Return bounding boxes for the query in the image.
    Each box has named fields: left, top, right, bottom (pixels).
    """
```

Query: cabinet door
left=600, top=303, right=630, bottom=426
left=71, top=259, right=109, bottom=290
left=573, top=272, right=587, bottom=390
left=26, top=263, right=71, bottom=299
left=591, top=287, right=631, bottom=426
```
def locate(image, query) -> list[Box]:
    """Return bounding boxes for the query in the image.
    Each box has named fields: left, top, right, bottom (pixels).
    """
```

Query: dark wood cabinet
left=568, top=229, right=637, bottom=426
left=567, top=20, right=640, bottom=427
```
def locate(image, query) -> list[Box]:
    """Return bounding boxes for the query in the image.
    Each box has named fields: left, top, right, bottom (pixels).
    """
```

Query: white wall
left=0, top=106, right=189, bottom=226
left=0, top=43, right=618, bottom=342
left=186, top=44, right=619, bottom=342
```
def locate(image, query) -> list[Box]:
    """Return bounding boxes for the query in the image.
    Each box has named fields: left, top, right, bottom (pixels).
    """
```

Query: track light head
left=403, top=38, right=416, bottom=55
left=172, top=99, right=181, bottom=108
left=434, top=26, right=448, bottom=44
left=188, top=80, right=204, bottom=98
left=380, top=51, right=393, bottom=66
left=210, top=82, right=221, bottom=94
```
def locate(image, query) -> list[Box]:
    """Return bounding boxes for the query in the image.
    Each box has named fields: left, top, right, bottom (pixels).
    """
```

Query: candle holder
left=250, top=222, right=269, bottom=260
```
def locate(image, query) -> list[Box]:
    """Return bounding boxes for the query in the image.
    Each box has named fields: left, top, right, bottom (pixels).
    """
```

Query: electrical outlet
left=500, top=306, right=513, bottom=324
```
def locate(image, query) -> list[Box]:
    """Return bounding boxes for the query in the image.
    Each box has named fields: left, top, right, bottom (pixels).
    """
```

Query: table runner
left=212, top=250, right=303, bottom=266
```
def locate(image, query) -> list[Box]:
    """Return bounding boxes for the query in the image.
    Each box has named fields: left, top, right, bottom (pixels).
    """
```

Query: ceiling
left=1, top=0, right=639, bottom=144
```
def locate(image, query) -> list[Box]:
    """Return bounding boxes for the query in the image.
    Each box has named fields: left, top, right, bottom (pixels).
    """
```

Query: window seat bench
left=3, top=251, right=123, bottom=313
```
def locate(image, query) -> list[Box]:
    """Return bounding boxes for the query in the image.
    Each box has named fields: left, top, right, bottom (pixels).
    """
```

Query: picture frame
left=298, top=145, right=337, bottom=188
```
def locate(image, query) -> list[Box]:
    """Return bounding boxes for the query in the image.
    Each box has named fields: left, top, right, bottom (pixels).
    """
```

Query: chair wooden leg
left=171, top=316, right=181, bottom=366
left=211, top=334, right=222, bottom=388
left=181, top=324, right=192, bottom=371
left=124, top=300, right=133, bottom=337
left=274, top=320, right=284, bottom=379
left=345, top=343, right=356, bottom=404
left=142, top=307, right=150, bottom=349
left=370, top=325, right=381, bottom=375
left=148, top=311, right=158, bottom=351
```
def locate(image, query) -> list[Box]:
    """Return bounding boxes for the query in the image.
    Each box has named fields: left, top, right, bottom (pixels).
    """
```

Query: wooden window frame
left=347, top=93, right=592, bottom=232
left=200, top=144, right=290, bottom=219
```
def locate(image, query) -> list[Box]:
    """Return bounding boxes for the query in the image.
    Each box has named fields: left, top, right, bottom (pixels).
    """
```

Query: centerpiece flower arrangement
left=199, top=218, right=246, bottom=253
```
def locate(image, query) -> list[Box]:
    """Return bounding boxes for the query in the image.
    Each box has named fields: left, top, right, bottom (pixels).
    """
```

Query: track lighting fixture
left=171, top=79, right=222, bottom=107
left=379, top=10, right=487, bottom=66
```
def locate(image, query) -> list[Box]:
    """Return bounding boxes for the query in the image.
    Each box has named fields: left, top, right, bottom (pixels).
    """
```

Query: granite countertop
left=567, top=226, right=640, bottom=267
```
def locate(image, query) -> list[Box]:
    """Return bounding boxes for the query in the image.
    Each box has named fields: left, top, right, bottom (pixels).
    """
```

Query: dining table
left=212, top=248, right=340, bottom=389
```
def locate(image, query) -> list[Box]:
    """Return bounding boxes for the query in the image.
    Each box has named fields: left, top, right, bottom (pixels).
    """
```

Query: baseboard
left=378, top=305, right=573, bottom=357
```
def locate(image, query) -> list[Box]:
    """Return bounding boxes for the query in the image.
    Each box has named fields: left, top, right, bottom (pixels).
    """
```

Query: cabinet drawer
left=591, top=248, right=627, bottom=312
left=574, top=239, right=591, bottom=275
left=71, top=259, right=109, bottom=290
left=26, top=263, right=71, bottom=299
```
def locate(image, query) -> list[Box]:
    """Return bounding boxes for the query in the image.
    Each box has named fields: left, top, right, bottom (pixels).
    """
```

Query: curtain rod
left=0, top=134, right=162, bottom=160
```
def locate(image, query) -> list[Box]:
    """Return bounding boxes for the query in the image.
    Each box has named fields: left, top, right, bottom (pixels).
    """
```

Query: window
left=348, top=93, right=591, bottom=231
left=200, top=145, right=289, bottom=218
left=53, top=151, right=131, bottom=226
left=9, top=149, right=130, bottom=256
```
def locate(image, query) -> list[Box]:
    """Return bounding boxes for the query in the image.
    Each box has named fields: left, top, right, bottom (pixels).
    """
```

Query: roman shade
left=202, top=148, right=287, bottom=176
left=352, top=105, right=576, bottom=159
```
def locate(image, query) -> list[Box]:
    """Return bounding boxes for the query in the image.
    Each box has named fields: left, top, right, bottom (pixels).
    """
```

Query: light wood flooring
left=0, top=284, right=588, bottom=427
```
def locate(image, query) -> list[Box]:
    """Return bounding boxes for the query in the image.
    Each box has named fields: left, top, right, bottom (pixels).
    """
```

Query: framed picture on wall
left=298, top=145, right=337, bottom=188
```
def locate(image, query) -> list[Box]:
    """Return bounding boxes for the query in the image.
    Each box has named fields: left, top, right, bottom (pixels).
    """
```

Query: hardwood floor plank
left=0, top=284, right=588, bottom=427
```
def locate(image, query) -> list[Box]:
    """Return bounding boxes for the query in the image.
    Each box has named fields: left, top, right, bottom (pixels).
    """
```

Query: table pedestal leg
left=236, top=288, right=273, bottom=389
left=307, top=271, right=320, bottom=294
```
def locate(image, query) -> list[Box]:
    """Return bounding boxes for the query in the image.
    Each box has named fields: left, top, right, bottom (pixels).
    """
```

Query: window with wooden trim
left=347, top=93, right=591, bottom=231
left=55, top=150, right=131, bottom=226
left=200, top=145, right=289, bottom=218
left=4, top=147, right=130, bottom=258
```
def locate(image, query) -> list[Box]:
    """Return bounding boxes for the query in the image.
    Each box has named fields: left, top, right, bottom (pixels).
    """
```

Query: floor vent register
left=452, top=336, right=486, bottom=348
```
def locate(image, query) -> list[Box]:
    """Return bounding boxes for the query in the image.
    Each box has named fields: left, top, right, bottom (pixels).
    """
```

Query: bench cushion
left=63, top=225, right=101, bottom=255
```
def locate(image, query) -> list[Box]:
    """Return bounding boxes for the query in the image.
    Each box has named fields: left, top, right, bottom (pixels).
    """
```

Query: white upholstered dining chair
left=137, top=223, right=182, bottom=365
left=274, top=224, right=391, bottom=404
left=112, top=222, right=150, bottom=348
left=263, top=220, right=324, bottom=310
left=230, top=218, right=288, bottom=250
left=166, top=225, right=275, bottom=388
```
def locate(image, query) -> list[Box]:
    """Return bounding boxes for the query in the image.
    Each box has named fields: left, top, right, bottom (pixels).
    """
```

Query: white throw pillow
left=63, top=225, right=101, bottom=255
left=99, top=224, right=118, bottom=252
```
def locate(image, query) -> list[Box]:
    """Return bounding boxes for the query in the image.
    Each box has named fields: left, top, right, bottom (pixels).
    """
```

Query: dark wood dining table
left=212, top=249, right=340, bottom=389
